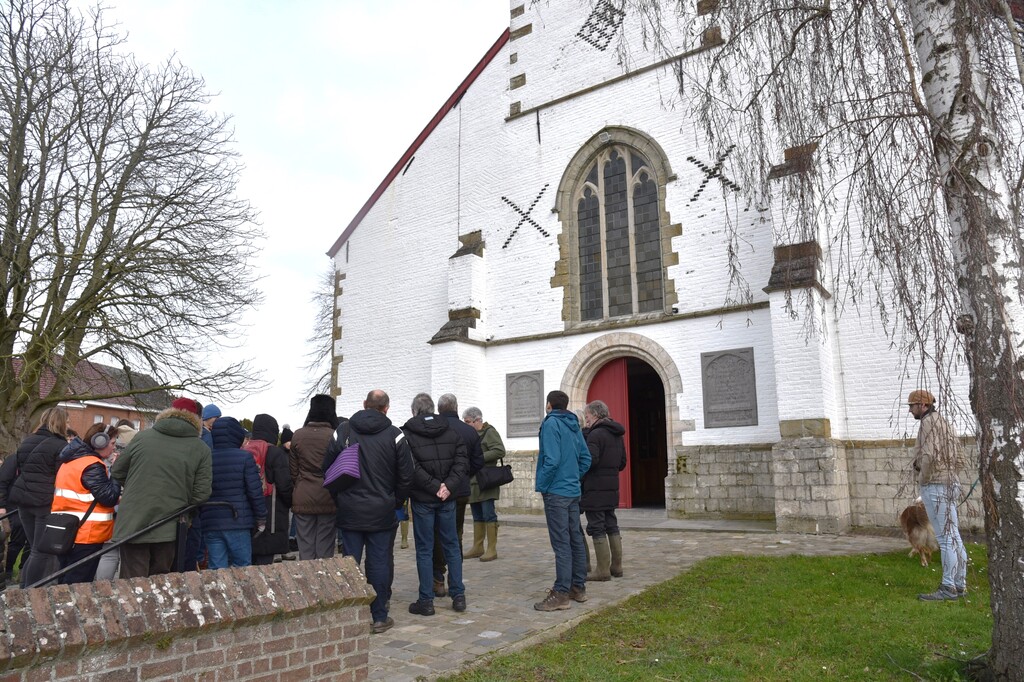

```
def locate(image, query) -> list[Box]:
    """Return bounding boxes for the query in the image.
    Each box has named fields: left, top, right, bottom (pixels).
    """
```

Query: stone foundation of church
left=498, top=440, right=983, bottom=534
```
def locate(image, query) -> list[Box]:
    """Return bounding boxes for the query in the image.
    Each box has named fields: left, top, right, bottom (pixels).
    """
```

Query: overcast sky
left=94, top=1, right=509, bottom=428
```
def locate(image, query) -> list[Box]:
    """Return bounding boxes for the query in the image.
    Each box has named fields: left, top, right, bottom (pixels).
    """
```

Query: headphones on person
left=90, top=432, right=111, bottom=450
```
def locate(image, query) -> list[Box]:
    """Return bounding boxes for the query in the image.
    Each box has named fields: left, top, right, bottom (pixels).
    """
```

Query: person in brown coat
left=289, top=394, right=340, bottom=560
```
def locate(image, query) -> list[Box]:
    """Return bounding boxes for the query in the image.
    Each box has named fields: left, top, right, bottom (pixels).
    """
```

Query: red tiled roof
left=12, top=357, right=171, bottom=412
left=327, top=29, right=510, bottom=258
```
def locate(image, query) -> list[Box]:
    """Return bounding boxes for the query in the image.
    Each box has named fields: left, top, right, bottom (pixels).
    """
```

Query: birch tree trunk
left=909, top=1, right=1024, bottom=676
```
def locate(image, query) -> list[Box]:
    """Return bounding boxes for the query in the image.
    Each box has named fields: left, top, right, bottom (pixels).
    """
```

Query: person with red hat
left=110, top=396, right=212, bottom=577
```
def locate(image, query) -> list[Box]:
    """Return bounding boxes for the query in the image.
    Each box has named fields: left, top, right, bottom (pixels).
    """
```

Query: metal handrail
left=27, top=500, right=237, bottom=589
left=0, top=509, right=18, bottom=522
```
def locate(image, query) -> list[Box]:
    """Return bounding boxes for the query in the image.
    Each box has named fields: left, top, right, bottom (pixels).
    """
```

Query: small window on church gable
left=575, top=145, right=664, bottom=321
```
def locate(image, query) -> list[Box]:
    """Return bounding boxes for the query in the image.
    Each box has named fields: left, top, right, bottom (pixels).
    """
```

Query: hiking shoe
left=409, top=599, right=435, bottom=616
left=452, top=594, right=467, bottom=612
left=370, top=617, right=394, bottom=634
left=568, top=585, right=588, bottom=603
left=956, top=585, right=967, bottom=596
left=919, top=585, right=959, bottom=601
left=534, top=589, right=571, bottom=611
left=433, top=579, right=447, bottom=598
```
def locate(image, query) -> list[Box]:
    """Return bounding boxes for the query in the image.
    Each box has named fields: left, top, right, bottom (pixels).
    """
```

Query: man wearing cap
left=908, top=389, right=968, bottom=601
left=201, top=404, right=222, bottom=450
left=111, top=397, right=213, bottom=577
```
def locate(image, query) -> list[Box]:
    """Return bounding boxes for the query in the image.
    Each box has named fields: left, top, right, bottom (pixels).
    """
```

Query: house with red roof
left=14, top=357, right=171, bottom=436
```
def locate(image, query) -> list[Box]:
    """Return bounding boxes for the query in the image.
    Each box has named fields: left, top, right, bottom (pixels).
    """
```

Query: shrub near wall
left=0, top=557, right=374, bottom=681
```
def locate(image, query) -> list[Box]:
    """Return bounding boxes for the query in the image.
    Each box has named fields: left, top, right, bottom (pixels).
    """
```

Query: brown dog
left=900, top=501, right=939, bottom=566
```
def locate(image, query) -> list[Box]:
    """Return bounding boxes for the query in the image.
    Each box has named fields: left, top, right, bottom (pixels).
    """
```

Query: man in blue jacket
left=534, top=390, right=591, bottom=611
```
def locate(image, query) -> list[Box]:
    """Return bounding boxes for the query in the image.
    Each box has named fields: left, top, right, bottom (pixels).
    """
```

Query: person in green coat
left=461, top=407, right=504, bottom=562
left=111, top=398, right=212, bottom=578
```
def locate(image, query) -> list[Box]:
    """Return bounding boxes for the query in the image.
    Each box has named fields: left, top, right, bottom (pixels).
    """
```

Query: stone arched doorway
left=561, top=333, right=683, bottom=508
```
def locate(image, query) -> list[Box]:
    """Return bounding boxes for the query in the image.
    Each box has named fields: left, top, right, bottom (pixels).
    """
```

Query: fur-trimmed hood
left=153, top=406, right=203, bottom=436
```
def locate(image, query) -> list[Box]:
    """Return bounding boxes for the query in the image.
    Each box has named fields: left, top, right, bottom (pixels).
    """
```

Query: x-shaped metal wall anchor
left=502, top=184, right=550, bottom=249
left=686, top=145, right=741, bottom=202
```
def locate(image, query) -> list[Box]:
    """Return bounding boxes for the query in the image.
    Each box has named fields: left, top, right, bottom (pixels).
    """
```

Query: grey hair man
left=402, top=393, right=470, bottom=615
left=430, top=393, right=484, bottom=596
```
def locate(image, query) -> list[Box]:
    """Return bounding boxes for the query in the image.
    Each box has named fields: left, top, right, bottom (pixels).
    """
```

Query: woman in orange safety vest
left=51, top=423, right=122, bottom=584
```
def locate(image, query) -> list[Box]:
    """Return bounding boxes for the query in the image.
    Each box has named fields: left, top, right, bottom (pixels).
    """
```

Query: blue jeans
left=203, top=529, right=252, bottom=569
left=470, top=499, right=498, bottom=523
left=542, top=493, right=587, bottom=593
left=341, top=528, right=397, bottom=623
left=412, top=499, right=464, bottom=602
left=920, top=483, right=967, bottom=590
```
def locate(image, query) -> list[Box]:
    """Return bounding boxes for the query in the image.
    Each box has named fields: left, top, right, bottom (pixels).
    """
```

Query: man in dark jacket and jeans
left=325, top=389, right=414, bottom=635
left=403, top=393, right=470, bottom=617
left=581, top=400, right=628, bottom=582
left=432, top=393, right=483, bottom=596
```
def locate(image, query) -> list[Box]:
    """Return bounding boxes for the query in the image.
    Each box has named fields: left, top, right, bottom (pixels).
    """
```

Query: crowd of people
left=0, top=388, right=633, bottom=635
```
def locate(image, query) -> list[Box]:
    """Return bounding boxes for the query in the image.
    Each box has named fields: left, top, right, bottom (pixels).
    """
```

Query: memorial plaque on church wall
left=701, top=348, right=758, bottom=428
left=507, top=371, right=544, bottom=437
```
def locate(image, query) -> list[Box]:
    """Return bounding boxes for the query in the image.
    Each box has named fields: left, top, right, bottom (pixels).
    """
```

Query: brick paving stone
left=366, top=513, right=906, bottom=681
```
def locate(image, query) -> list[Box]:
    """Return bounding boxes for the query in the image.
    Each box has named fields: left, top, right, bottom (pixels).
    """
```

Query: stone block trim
left=451, top=230, right=484, bottom=259
left=768, top=141, right=818, bottom=179
left=429, top=307, right=481, bottom=344
left=510, top=24, right=533, bottom=41
left=510, top=73, right=527, bottom=90
left=511, top=4, right=525, bottom=19
left=763, top=240, right=830, bottom=298
left=331, top=270, right=344, bottom=398
left=0, top=557, right=374, bottom=681
left=697, top=0, right=720, bottom=15
left=701, top=26, right=724, bottom=48
left=779, top=418, right=831, bottom=439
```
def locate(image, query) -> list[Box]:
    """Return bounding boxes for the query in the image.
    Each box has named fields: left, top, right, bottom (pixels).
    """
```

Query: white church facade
left=326, top=1, right=975, bottom=533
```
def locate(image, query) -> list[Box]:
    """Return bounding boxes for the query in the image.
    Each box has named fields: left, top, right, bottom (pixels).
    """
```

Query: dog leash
left=959, top=478, right=980, bottom=507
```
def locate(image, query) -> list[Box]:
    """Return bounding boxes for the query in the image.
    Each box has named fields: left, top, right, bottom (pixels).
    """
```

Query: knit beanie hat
left=116, top=424, right=138, bottom=446
left=908, top=390, right=935, bottom=406
left=202, top=403, right=222, bottom=420
left=304, top=394, right=339, bottom=428
left=280, top=424, right=293, bottom=446
left=172, top=397, right=202, bottom=416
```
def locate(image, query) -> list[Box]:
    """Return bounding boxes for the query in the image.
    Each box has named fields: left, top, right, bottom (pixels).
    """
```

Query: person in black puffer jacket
left=323, top=389, right=414, bottom=635
left=581, top=400, right=628, bottom=582
left=433, top=393, right=483, bottom=595
left=199, top=416, right=267, bottom=569
left=403, top=393, right=469, bottom=617
left=244, top=414, right=293, bottom=565
left=0, top=407, right=71, bottom=587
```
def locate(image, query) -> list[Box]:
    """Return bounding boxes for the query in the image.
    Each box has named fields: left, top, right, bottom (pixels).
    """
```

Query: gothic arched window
left=576, top=146, right=664, bottom=321
left=553, top=128, right=678, bottom=326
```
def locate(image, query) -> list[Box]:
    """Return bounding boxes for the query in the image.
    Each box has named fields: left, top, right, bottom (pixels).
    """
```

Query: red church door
left=587, top=358, right=632, bottom=508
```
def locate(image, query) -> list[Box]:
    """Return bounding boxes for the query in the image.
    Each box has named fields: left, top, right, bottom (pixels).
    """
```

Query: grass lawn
left=442, top=544, right=990, bottom=681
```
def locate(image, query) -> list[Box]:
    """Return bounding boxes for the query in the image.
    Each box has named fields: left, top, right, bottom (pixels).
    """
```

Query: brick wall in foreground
left=0, top=556, right=374, bottom=681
